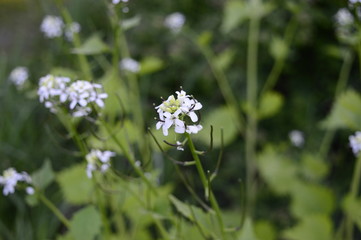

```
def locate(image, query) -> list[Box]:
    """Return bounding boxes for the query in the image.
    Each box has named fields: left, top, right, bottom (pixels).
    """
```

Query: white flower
left=289, top=130, right=304, bottom=148
left=72, top=106, right=92, bottom=118
left=0, top=168, right=33, bottom=196
left=26, top=187, right=35, bottom=195
left=176, top=141, right=184, bottom=151
left=164, top=12, right=185, bottom=33
left=65, top=22, right=81, bottom=41
left=85, top=149, right=116, bottom=178
left=38, top=75, right=70, bottom=110
left=67, top=80, right=108, bottom=110
left=335, top=8, right=354, bottom=26
left=119, top=58, right=140, bottom=73
left=9, top=67, right=29, bottom=89
left=41, top=15, right=64, bottom=38
left=350, top=0, right=361, bottom=5
left=112, top=0, right=129, bottom=4
left=350, top=131, right=361, bottom=155
left=155, top=89, right=202, bottom=136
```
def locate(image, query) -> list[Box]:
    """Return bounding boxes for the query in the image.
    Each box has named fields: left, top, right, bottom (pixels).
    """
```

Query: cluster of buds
left=40, top=15, right=80, bottom=41
left=37, top=74, right=108, bottom=117
left=0, top=168, right=34, bottom=196
left=86, top=150, right=116, bottom=178
left=155, top=90, right=202, bottom=136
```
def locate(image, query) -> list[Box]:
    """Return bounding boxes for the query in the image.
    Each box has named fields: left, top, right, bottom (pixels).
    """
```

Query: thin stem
left=55, top=0, right=93, bottom=81
left=38, top=192, right=71, bottom=229
left=245, top=0, right=260, bottom=218
left=346, top=155, right=361, bottom=240
left=185, top=133, right=225, bottom=239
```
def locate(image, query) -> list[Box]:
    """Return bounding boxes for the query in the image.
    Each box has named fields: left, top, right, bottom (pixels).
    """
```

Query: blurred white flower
left=72, top=106, right=92, bottom=118
left=164, top=12, right=185, bottom=33
left=38, top=74, right=70, bottom=111
left=26, top=187, right=35, bottom=195
left=289, top=130, right=304, bottom=148
left=335, top=8, right=354, bottom=26
left=65, top=22, right=81, bottom=41
left=41, top=15, right=64, bottom=38
left=350, top=131, right=361, bottom=155
left=112, top=0, right=129, bottom=4
left=155, top=90, right=202, bottom=136
left=67, top=80, right=108, bottom=110
left=9, top=66, right=28, bottom=89
left=0, top=168, right=33, bottom=196
left=86, top=149, right=116, bottom=178
left=349, top=0, right=361, bottom=5
left=119, top=58, right=140, bottom=73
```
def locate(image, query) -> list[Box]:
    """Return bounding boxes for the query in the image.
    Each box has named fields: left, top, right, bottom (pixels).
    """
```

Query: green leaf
left=121, top=15, right=141, bottom=30
left=139, top=56, right=164, bottom=75
left=259, top=91, right=284, bottom=119
left=57, top=232, right=74, bottom=240
left=321, top=89, right=361, bottom=130
left=282, top=215, right=333, bottom=240
left=342, top=195, right=361, bottom=231
left=290, top=182, right=334, bottom=218
left=197, top=31, right=213, bottom=47
left=169, top=195, right=199, bottom=221
left=31, top=160, right=55, bottom=190
left=221, top=0, right=248, bottom=33
left=300, top=153, right=329, bottom=181
left=237, top=218, right=260, bottom=240
left=257, top=145, right=297, bottom=194
left=269, top=36, right=288, bottom=60
left=255, top=220, right=277, bottom=240
left=56, top=164, right=94, bottom=204
left=69, top=206, right=101, bottom=240
left=214, top=48, right=236, bottom=71
left=72, top=35, right=110, bottom=55
left=194, top=105, right=239, bottom=148
left=50, top=67, right=79, bottom=79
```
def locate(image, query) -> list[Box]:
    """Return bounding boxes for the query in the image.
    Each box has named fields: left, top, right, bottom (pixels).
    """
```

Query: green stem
left=38, top=192, right=71, bottom=228
left=346, top=155, right=361, bottom=240
left=245, top=1, right=260, bottom=218
left=55, top=0, right=93, bottom=81
left=319, top=50, right=353, bottom=159
left=186, top=133, right=225, bottom=239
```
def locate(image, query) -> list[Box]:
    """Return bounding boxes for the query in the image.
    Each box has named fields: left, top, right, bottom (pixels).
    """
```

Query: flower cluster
left=9, top=66, right=29, bottom=89
left=155, top=90, right=202, bottom=136
left=119, top=58, right=141, bottom=73
left=289, top=130, right=304, bottom=148
left=164, top=12, right=185, bottom=33
left=349, top=131, right=361, bottom=155
left=37, top=74, right=108, bottom=117
left=0, top=168, right=34, bottom=196
left=86, top=150, right=116, bottom=178
left=40, top=15, right=80, bottom=41
left=334, top=8, right=360, bottom=43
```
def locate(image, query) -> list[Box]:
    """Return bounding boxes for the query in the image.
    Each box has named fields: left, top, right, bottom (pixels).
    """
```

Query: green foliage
left=139, top=56, right=164, bottom=75
left=254, top=220, right=277, bottom=240
left=69, top=206, right=101, bottom=240
left=56, top=164, right=94, bottom=204
left=31, top=160, right=55, bottom=190
left=342, top=195, right=361, bottom=231
left=72, top=35, right=110, bottom=55
left=269, top=37, right=288, bottom=60
left=221, top=0, right=247, bottom=33
left=237, top=218, right=260, bottom=240
left=194, top=105, right=239, bottom=148
left=321, top=89, right=361, bottom=130
left=258, top=91, right=284, bottom=119
left=282, top=215, right=333, bottom=240
left=300, top=154, right=329, bottom=181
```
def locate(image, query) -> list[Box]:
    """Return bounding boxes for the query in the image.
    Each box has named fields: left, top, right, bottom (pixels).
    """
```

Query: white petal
left=156, top=121, right=163, bottom=130
left=188, top=112, right=198, bottom=122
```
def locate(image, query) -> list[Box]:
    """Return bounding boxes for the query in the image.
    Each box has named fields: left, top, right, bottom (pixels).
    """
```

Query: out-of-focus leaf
left=72, top=35, right=110, bottom=55
left=69, top=206, right=101, bottom=240
left=221, top=0, right=248, bottom=33
left=197, top=31, right=213, bottom=47
left=257, top=145, right=297, bottom=194
left=259, top=91, right=284, bottom=119
left=255, top=220, right=277, bottom=240
left=321, top=89, right=361, bottom=130
left=300, top=154, right=329, bottom=181
left=194, top=105, right=239, bottom=148
left=290, top=182, right=334, bottom=218
left=50, top=67, right=79, bottom=79
left=282, top=215, right=333, bottom=240
left=237, top=218, right=260, bottom=240
left=342, top=195, right=361, bottom=231
left=139, top=56, right=164, bottom=75
left=56, top=164, right=94, bottom=204
left=57, top=232, right=74, bottom=240
left=31, top=160, right=55, bottom=190
left=121, top=15, right=141, bottom=30
left=214, top=48, right=236, bottom=71
left=269, top=36, right=288, bottom=60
